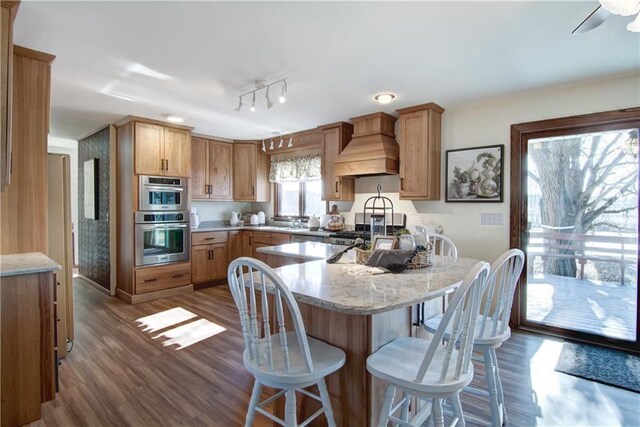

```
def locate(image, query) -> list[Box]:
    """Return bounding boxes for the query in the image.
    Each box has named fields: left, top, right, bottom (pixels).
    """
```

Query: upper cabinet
left=396, top=103, right=444, bottom=200
left=233, top=141, right=270, bottom=202
left=0, top=1, right=20, bottom=192
left=191, top=136, right=233, bottom=200
left=134, top=121, right=191, bottom=177
left=321, top=122, right=355, bottom=201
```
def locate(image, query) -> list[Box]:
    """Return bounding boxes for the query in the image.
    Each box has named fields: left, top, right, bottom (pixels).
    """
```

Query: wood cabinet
left=233, top=142, right=270, bottom=202
left=134, top=121, right=191, bottom=177
left=1, top=258, right=57, bottom=427
left=252, top=231, right=290, bottom=263
left=244, top=231, right=254, bottom=257
left=396, top=103, right=444, bottom=200
left=135, top=262, right=191, bottom=294
left=321, top=122, right=355, bottom=201
left=1, top=46, right=54, bottom=255
left=0, top=1, right=19, bottom=191
left=191, top=136, right=233, bottom=200
left=228, top=230, right=245, bottom=263
left=191, top=231, right=229, bottom=284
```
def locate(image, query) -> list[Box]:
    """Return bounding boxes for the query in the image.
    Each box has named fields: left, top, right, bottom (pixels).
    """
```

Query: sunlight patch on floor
left=529, top=340, right=625, bottom=427
left=153, top=318, right=226, bottom=350
left=135, top=307, right=198, bottom=333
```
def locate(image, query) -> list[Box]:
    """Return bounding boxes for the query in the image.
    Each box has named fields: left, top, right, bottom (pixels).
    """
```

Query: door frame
left=510, top=107, right=640, bottom=353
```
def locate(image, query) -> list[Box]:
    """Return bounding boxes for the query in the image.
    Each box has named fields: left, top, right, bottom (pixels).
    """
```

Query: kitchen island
left=254, top=243, right=481, bottom=426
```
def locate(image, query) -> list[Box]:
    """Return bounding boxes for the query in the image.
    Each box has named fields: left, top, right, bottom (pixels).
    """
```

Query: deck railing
left=527, top=230, right=638, bottom=285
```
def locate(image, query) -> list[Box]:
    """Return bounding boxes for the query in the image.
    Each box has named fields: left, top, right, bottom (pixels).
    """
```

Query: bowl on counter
left=237, top=220, right=245, bottom=226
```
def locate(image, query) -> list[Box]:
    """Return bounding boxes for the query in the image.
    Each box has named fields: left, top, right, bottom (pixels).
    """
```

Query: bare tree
left=528, top=131, right=637, bottom=277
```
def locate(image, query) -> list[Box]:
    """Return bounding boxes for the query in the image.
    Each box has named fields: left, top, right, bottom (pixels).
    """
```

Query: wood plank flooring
left=30, top=280, right=640, bottom=427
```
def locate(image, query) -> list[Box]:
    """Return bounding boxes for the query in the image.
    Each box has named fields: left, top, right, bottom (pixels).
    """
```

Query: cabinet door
left=228, top=230, right=244, bottom=263
left=191, top=137, right=209, bottom=199
left=233, top=143, right=257, bottom=201
left=253, top=242, right=271, bottom=263
left=0, top=5, right=13, bottom=191
left=191, top=244, right=212, bottom=284
left=322, top=127, right=340, bottom=200
left=164, top=127, right=191, bottom=177
left=243, top=231, right=253, bottom=257
left=210, top=243, right=228, bottom=280
left=209, top=140, right=233, bottom=200
left=399, top=111, right=440, bottom=200
left=135, top=122, right=164, bottom=176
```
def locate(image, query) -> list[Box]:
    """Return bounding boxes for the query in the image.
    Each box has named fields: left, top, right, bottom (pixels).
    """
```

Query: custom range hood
left=334, top=112, right=399, bottom=177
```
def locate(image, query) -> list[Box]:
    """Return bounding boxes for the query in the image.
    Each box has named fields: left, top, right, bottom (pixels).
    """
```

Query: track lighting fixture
left=235, top=78, right=288, bottom=113
left=279, top=80, right=287, bottom=104
left=262, top=140, right=266, bottom=152
left=278, top=136, right=284, bottom=148
left=269, top=138, right=274, bottom=150
left=288, top=135, right=293, bottom=148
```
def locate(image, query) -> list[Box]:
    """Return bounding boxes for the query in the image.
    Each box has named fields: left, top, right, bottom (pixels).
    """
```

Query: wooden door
left=164, top=127, right=191, bottom=177
left=191, top=137, right=209, bottom=199
left=210, top=243, right=228, bottom=280
left=233, top=143, right=257, bottom=201
left=322, top=127, right=340, bottom=200
left=134, top=122, right=164, bottom=176
left=228, top=230, right=244, bottom=263
left=209, top=140, right=233, bottom=200
left=191, top=244, right=211, bottom=284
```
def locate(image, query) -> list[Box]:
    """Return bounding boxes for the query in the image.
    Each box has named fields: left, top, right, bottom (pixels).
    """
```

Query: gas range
left=327, top=213, right=406, bottom=246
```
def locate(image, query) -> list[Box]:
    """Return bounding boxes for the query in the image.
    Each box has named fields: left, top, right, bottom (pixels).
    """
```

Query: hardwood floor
left=30, top=280, right=640, bottom=427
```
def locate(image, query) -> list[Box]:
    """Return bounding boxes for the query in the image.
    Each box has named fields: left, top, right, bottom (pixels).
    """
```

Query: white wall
left=48, top=137, right=79, bottom=264
left=336, top=72, right=640, bottom=263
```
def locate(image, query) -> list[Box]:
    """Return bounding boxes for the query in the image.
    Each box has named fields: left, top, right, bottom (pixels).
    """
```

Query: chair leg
left=400, top=392, right=410, bottom=422
left=245, top=380, right=262, bottom=427
left=432, top=398, right=444, bottom=427
left=451, top=394, right=466, bottom=427
left=483, top=350, right=501, bottom=427
left=285, top=388, right=297, bottom=427
left=490, top=348, right=507, bottom=424
left=317, top=378, right=336, bottom=427
left=378, top=384, right=395, bottom=427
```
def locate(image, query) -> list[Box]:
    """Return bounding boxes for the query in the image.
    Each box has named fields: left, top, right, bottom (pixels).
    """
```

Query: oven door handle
left=138, top=223, right=189, bottom=230
left=143, top=185, right=185, bottom=192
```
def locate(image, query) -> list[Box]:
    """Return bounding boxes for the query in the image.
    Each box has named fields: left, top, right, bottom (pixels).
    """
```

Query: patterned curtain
left=269, top=154, right=322, bottom=183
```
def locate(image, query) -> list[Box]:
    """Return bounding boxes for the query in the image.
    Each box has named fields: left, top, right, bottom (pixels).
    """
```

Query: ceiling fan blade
left=572, top=5, right=612, bottom=34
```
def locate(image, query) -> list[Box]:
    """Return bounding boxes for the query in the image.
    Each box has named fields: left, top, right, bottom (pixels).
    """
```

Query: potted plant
left=453, top=167, right=471, bottom=197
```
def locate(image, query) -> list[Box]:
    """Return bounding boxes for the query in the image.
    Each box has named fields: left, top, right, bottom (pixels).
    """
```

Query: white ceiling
left=13, top=1, right=640, bottom=141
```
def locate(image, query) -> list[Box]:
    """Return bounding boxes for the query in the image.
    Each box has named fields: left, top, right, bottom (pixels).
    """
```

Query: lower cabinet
left=135, top=262, right=191, bottom=294
left=192, top=231, right=229, bottom=284
left=252, top=231, right=291, bottom=264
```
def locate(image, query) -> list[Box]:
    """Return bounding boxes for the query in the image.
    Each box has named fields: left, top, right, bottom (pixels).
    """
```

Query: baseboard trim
left=75, top=275, right=110, bottom=295
left=116, top=284, right=194, bottom=304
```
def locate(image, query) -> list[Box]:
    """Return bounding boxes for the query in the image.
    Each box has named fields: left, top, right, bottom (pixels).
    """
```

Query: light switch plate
left=481, top=213, right=503, bottom=225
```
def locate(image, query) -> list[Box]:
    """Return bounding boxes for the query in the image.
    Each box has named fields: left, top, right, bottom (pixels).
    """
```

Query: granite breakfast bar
left=255, top=243, right=480, bottom=426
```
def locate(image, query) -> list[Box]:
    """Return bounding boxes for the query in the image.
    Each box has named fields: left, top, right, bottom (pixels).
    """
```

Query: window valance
left=269, top=154, right=322, bottom=183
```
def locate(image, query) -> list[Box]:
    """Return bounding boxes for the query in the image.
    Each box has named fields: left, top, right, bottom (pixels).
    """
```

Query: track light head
left=266, top=86, right=274, bottom=109
left=250, top=92, right=256, bottom=113
left=269, top=138, right=274, bottom=150
left=234, top=96, right=243, bottom=113
left=287, top=135, right=293, bottom=148
left=262, top=140, right=267, bottom=152
left=279, top=80, right=287, bottom=104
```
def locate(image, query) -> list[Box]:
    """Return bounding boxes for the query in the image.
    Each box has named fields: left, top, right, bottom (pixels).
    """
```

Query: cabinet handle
left=172, top=274, right=185, bottom=278
left=204, top=237, right=216, bottom=241
left=165, top=159, right=169, bottom=171
left=144, top=278, right=158, bottom=283
left=161, top=158, right=165, bottom=170
left=252, top=186, right=255, bottom=196
left=249, top=236, right=253, bottom=245
left=400, top=177, right=404, bottom=191
left=335, top=181, right=339, bottom=193
left=209, top=185, right=213, bottom=194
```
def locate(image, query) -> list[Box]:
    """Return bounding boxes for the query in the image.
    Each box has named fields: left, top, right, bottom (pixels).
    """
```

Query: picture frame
left=445, top=144, right=504, bottom=203
left=372, top=235, right=398, bottom=250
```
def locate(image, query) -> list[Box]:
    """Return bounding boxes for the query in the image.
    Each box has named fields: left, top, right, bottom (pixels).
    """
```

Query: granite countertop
left=192, top=220, right=332, bottom=237
left=0, top=252, right=61, bottom=277
left=246, top=243, right=483, bottom=315
left=256, top=242, right=347, bottom=261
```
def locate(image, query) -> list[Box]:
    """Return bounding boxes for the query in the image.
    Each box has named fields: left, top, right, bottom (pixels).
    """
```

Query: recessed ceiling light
left=165, top=115, right=184, bottom=123
left=374, top=93, right=396, bottom=104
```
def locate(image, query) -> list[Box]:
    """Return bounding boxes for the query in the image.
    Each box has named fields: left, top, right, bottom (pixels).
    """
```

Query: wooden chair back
left=227, top=257, right=314, bottom=374
left=416, top=261, right=490, bottom=383
left=477, top=249, right=525, bottom=339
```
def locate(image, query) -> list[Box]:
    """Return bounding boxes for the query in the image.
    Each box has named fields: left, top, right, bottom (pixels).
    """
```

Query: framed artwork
left=445, top=144, right=504, bottom=203
left=84, top=158, right=98, bottom=219
left=372, top=235, right=397, bottom=250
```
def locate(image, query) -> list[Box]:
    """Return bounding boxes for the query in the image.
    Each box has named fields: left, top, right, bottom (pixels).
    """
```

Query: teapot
left=308, top=215, right=320, bottom=231
left=250, top=214, right=259, bottom=225
left=230, top=211, right=240, bottom=226
left=257, top=211, right=266, bottom=224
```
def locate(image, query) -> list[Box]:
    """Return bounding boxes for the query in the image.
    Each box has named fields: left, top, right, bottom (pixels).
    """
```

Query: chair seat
left=244, top=332, right=346, bottom=386
left=424, top=314, right=511, bottom=348
left=367, top=336, right=474, bottom=395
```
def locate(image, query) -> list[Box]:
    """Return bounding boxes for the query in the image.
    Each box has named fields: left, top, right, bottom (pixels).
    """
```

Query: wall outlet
left=481, top=213, right=503, bottom=225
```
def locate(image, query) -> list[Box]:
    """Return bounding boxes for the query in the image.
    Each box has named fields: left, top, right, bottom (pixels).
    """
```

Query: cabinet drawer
left=192, top=231, right=228, bottom=245
left=271, top=232, right=291, bottom=245
left=253, top=231, right=272, bottom=244
left=135, top=262, right=191, bottom=294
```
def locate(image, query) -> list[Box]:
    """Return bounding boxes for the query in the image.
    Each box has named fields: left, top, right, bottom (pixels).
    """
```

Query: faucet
left=291, top=218, right=303, bottom=229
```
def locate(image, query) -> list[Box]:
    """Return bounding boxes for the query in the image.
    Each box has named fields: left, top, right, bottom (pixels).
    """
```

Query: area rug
left=554, top=341, right=640, bottom=393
